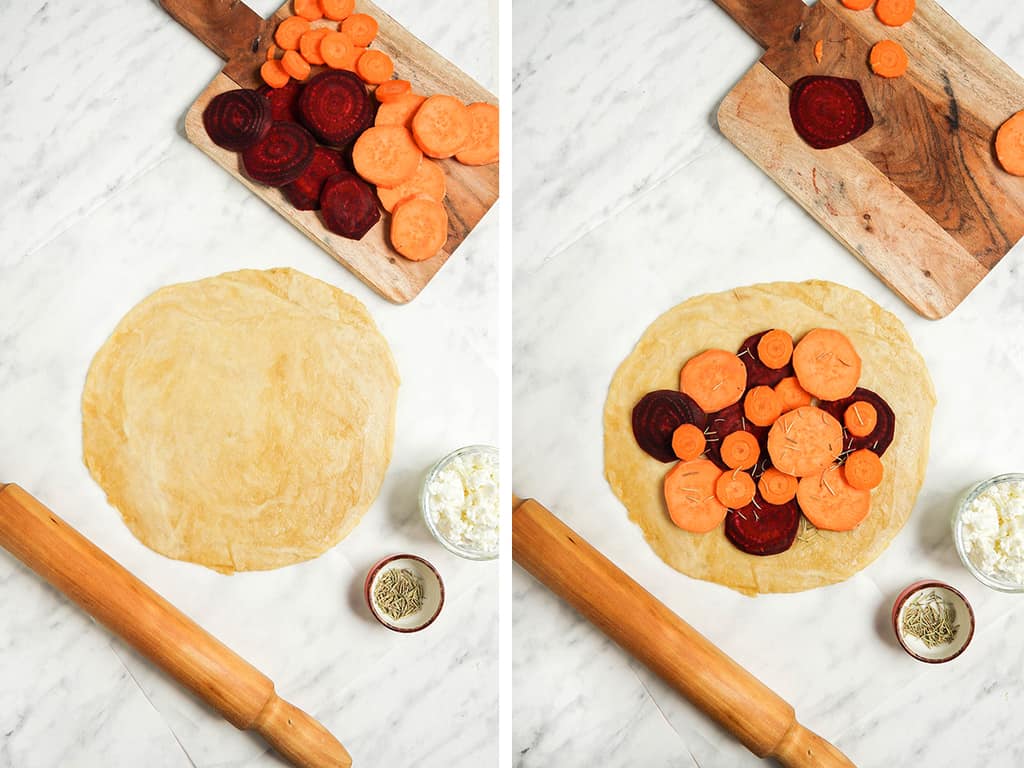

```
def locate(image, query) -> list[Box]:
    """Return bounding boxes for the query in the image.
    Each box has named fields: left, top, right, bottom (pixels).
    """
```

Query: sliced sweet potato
left=680, top=349, right=747, bottom=413
left=791, top=328, right=862, bottom=400
left=797, top=467, right=871, bottom=531
left=664, top=459, right=727, bottom=533
left=766, top=406, right=843, bottom=477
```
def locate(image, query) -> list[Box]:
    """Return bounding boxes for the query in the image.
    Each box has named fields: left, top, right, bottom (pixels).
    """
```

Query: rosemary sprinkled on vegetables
left=374, top=567, right=425, bottom=621
left=901, top=591, right=959, bottom=649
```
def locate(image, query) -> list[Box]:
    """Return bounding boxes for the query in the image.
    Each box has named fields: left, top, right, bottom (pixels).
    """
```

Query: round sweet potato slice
left=680, top=349, right=747, bottom=413
left=767, top=406, right=843, bottom=477
left=797, top=467, right=871, bottom=531
left=791, top=327, right=862, bottom=400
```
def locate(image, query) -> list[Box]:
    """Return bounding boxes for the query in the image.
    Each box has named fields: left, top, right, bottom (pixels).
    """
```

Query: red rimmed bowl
left=891, top=580, right=974, bottom=663
left=364, top=554, right=445, bottom=633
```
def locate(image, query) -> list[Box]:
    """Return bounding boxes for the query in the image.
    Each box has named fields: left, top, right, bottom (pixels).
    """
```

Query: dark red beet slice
left=632, top=390, right=708, bottom=463
left=725, top=495, right=801, bottom=556
left=819, top=387, right=895, bottom=458
left=790, top=76, right=874, bottom=150
left=258, top=81, right=303, bottom=123
left=738, top=331, right=793, bottom=389
left=282, top=147, right=347, bottom=210
left=298, top=71, right=374, bottom=147
left=320, top=172, right=380, bottom=239
left=707, top=401, right=770, bottom=475
left=241, top=121, right=316, bottom=187
left=203, top=88, right=272, bottom=151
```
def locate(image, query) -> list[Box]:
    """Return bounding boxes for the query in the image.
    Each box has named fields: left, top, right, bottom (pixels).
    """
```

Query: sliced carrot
left=260, top=59, right=290, bottom=89
left=875, top=0, right=914, bottom=26
left=744, top=385, right=783, bottom=427
left=390, top=196, right=449, bottom=262
left=411, top=94, right=473, bottom=159
left=352, top=125, right=423, bottom=188
left=870, top=40, right=908, bottom=78
left=679, top=349, right=747, bottom=413
left=376, top=80, right=412, bottom=103
left=341, top=45, right=366, bottom=72
left=797, top=467, right=871, bottom=531
left=774, top=376, right=812, bottom=413
left=716, top=469, right=756, bottom=509
left=299, top=27, right=329, bottom=66
left=377, top=157, right=446, bottom=212
left=758, top=468, right=799, bottom=505
left=455, top=102, right=499, bottom=166
left=767, top=406, right=843, bottom=477
left=356, top=49, right=394, bottom=85
left=267, top=44, right=278, bottom=61
left=664, top=459, right=727, bottom=533
left=791, top=328, right=861, bottom=401
left=840, top=0, right=874, bottom=9
left=720, top=431, right=760, bottom=471
left=281, top=50, right=311, bottom=81
left=843, top=449, right=884, bottom=490
left=844, top=401, right=877, bottom=438
left=320, top=30, right=355, bottom=69
left=341, top=13, right=378, bottom=46
left=757, top=329, right=793, bottom=369
left=995, top=112, right=1024, bottom=176
left=814, top=39, right=824, bottom=63
left=671, top=423, right=707, bottom=462
left=321, top=0, right=355, bottom=21
left=294, top=0, right=323, bottom=21
left=274, top=16, right=310, bottom=51
left=376, top=93, right=426, bottom=129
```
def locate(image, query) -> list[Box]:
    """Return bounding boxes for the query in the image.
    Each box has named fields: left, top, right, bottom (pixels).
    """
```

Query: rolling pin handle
left=253, top=694, right=353, bottom=768
left=774, top=722, right=857, bottom=768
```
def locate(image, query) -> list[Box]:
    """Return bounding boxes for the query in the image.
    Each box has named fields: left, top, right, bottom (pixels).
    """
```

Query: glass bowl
left=420, top=444, right=499, bottom=561
left=952, top=473, right=1024, bottom=593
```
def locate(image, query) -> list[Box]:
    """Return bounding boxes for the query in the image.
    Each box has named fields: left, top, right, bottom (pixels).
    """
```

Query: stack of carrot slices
left=836, top=0, right=914, bottom=79
left=632, top=327, right=896, bottom=556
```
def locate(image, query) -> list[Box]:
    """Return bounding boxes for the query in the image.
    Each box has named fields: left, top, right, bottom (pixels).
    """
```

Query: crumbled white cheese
left=427, top=448, right=499, bottom=555
left=962, top=479, right=1024, bottom=585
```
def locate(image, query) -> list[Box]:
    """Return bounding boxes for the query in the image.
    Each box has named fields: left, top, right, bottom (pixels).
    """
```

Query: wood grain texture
left=715, top=0, right=1024, bottom=318
left=174, top=0, right=498, bottom=303
left=512, top=495, right=855, bottom=768
left=0, top=484, right=351, bottom=768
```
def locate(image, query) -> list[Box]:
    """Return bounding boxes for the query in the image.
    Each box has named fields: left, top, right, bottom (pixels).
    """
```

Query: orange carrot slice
left=299, top=28, right=329, bottom=66
left=814, top=39, right=824, bottom=63
left=260, top=59, right=290, bottom=89
left=767, top=406, right=843, bottom=477
left=352, top=125, right=422, bottom=188
left=664, top=459, right=727, bottom=533
left=791, top=328, right=862, bottom=400
left=294, top=0, right=323, bottom=21
left=720, top=431, right=760, bottom=471
left=875, top=0, right=914, bottom=26
left=716, top=469, right=756, bottom=509
left=844, top=401, right=877, bottom=438
left=757, top=329, right=793, bottom=369
left=841, top=0, right=874, bottom=9
left=321, top=0, right=355, bottom=21
left=341, top=45, right=366, bottom=72
left=774, top=376, right=812, bottom=413
left=843, top=449, right=884, bottom=490
left=281, top=50, right=311, bottom=81
left=376, top=80, right=412, bottom=103
left=671, top=423, right=707, bottom=461
left=376, top=93, right=426, bottom=129
left=320, top=30, right=355, bottom=69
left=679, top=349, right=747, bottom=413
left=758, top=468, right=799, bottom=505
left=870, top=40, right=908, bottom=78
left=267, top=44, right=278, bottom=61
left=390, top=196, right=449, bottom=262
left=411, top=95, right=472, bottom=159
left=275, top=16, right=310, bottom=51
left=743, top=385, right=783, bottom=427
left=377, top=158, right=446, bottom=212
left=996, top=112, right=1024, bottom=176
left=797, top=468, right=871, bottom=531
left=341, top=13, right=378, bottom=46
left=455, top=102, right=500, bottom=166
left=356, top=49, right=394, bottom=85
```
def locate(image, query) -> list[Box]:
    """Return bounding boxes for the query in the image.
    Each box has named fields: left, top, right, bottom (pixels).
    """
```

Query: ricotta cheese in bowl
left=954, top=473, right=1024, bottom=591
left=421, top=445, right=499, bottom=560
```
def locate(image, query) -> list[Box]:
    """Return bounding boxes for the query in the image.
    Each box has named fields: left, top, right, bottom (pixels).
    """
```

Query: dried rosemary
left=374, top=567, right=425, bottom=621
left=901, top=591, right=959, bottom=649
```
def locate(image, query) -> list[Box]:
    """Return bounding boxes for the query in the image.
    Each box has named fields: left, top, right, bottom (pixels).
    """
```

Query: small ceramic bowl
left=952, top=473, right=1024, bottom=593
left=420, top=444, right=499, bottom=561
left=364, top=554, right=444, bottom=633
left=891, top=580, right=974, bottom=663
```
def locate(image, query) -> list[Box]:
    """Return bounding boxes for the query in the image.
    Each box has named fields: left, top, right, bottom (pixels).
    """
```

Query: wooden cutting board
left=160, top=0, right=498, bottom=304
left=714, top=0, right=1024, bottom=319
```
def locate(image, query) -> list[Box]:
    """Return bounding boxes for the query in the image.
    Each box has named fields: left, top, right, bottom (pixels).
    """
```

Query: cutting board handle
left=713, top=0, right=810, bottom=50
left=159, top=0, right=271, bottom=63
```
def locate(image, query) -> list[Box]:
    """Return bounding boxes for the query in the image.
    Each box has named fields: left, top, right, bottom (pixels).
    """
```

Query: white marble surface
left=512, top=1, right=1024, bottom=766
left=0, top=1, right=497, bottom=766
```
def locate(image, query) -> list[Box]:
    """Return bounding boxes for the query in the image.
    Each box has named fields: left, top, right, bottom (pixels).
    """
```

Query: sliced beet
left=320, top=171, right=380, bottom=239
left=259, top=80, right=303, bottom=123
left=241, top=121, right=316, bottom=187
left=738, top=331, right=793, bottom=389
left=203, top=88, right=272, bottom=151
left=725, top=496, right=801, bottom=556
left=707, top=401, right=770, bottom=475
left=789, top=76, right=874, bottom=150
left=298, top=70, right=374, bottom=147
left=819, top=387, right=895, bottom=458
left=632, top=390, right=708, bottom=463
left=282, top=147, right=347, bottom=210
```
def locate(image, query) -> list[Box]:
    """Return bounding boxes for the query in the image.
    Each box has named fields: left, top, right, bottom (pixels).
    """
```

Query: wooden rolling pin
left=512, top=495, right=856, bottom=768
left=0, top=484, right=351, bottom=768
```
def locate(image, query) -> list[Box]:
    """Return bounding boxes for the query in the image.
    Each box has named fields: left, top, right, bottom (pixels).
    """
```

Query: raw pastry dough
left=604, top=281, right=934, bottom=595
left=83, top=268, right=399, bottom=573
